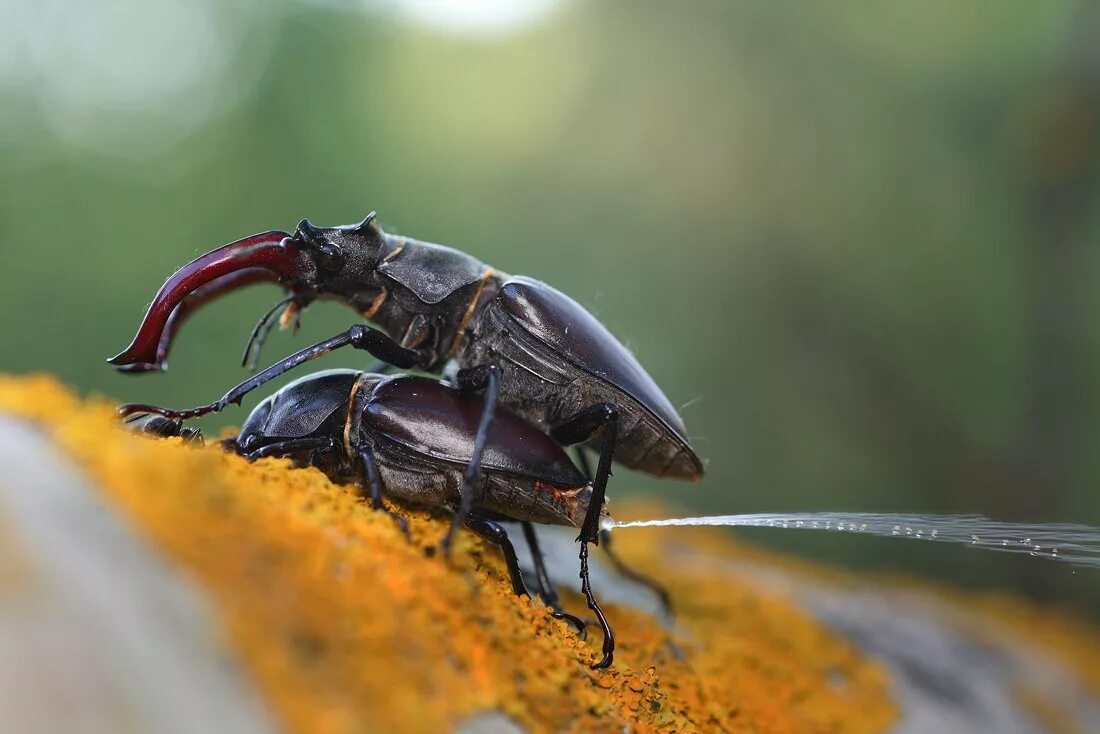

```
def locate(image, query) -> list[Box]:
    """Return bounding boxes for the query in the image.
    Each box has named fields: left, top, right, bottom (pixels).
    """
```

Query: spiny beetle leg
left=359, top=448, right=410, bottom=538
left=463, top=514, right=528, bottom=597
left=117, top=324, right=421, bottom=421
left=521, top=522, right=587, bottom=637
left=245, top=436, right=337, bottom=461
left=439, top=364, right=503, bottom=557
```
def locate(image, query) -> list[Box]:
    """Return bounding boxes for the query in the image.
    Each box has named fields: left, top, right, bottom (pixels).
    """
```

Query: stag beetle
left=109, top=214, right=700, bottom=658
left=126, top=368, right=624, bottom=665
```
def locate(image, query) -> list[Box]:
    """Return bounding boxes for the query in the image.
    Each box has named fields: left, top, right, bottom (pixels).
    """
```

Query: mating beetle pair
left=112, top=213, right=703, bottom=668
left=127, top=368, right=598, bottom=634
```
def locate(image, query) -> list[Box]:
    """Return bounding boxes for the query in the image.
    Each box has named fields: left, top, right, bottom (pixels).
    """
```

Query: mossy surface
left=1, top=374, right=902, bottom=733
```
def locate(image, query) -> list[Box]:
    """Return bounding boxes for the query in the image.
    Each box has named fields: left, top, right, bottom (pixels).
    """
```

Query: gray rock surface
left=2, top=411, right=1096, bottom=734
left=0, top=418, right=278, bottom=734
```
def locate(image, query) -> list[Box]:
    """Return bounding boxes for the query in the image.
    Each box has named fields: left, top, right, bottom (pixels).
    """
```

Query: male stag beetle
left=126, top=368, right=611, bottom=662
left=109, top=213, right=703, bottom=665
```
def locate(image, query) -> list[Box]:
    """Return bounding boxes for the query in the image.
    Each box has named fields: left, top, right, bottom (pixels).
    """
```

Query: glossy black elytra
left=127, top=368, right=620, bottom=666
left=110, top=213, right=702, bottom=667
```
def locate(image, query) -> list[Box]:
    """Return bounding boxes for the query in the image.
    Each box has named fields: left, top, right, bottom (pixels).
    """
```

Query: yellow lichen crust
left=0, top=374, right=897, bottom=733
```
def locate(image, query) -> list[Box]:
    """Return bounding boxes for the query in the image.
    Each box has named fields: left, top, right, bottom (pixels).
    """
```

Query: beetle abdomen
left=369, top=436, right=590, bottom=528
left=484, top=278, right=703, bottom=480
left=363, top=375, right=586, bottom=488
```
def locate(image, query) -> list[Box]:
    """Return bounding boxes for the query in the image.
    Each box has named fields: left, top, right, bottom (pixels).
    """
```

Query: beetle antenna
left=241, top=295, right=296, bottom=371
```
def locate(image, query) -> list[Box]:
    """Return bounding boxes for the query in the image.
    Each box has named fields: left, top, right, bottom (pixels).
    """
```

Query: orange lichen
left=0, top=374, right=899, bottom=733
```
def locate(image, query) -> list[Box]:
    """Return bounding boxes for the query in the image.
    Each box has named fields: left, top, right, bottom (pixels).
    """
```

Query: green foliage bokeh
left=2, top=1, right=1098, bottom=610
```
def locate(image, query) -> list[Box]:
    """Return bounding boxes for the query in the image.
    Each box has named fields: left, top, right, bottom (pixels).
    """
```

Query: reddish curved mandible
left=108, top=232, right=300, bottom=370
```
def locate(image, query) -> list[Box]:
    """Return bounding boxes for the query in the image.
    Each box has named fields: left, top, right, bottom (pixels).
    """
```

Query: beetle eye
left=316, top=243, right=345, bottom=272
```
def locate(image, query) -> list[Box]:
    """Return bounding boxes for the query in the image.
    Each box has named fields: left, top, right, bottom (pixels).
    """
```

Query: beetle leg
left=178, top=426, right=205, bottom=446
left=578, top=541, right=615, bottom=669
left=520, top=520, right=562, bottom=605
left=571, top=446, right=671, bottom=617
left=551, top=405, right=620, bottom=669
left=521, top=522, right=587, bottom=637
left=245, top=436, right=338, bottom=461
left=462, top=514, right=528, bottom=597
left=551, top=404, right=619, bottom=545
left=438, top=364, right=503, bottom=557
left=118, top=325, right=421, bottom=420
left=572, top=449, right=672, bottom=618
left=122, top=413, right=205, bottom=446
left=358, top=448, right=410, bottom=538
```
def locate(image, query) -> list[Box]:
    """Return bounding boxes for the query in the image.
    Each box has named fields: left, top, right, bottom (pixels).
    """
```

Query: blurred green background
left=3, top=1, right=1098, bottom=611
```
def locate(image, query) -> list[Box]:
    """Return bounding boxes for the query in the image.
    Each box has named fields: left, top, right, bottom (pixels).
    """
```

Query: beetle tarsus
left=521, top=522, right=587, bottom=637
left=579, top=542, right=615, bottom=669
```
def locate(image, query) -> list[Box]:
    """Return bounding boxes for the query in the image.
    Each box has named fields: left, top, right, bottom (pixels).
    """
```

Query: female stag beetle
left=126, top=368, right=611, bottom=660
left=109, top=213, right=703, bottom=666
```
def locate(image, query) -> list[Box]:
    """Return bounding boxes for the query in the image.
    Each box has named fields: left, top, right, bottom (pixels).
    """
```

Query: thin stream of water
left=602, top=513, right=1100, bottom=568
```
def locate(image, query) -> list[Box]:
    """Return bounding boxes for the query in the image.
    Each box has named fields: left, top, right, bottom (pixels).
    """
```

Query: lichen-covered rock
left=0, top=374, right=1097, bottom=733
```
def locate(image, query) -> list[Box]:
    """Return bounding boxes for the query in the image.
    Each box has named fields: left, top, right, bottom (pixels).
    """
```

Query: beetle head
left=108, top=212, right=386, bottom=372
left=291, top=212, right=388, bottom=298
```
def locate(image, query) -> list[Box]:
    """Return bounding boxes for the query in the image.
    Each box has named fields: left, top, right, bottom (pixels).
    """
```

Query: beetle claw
left=552, top=610, right=588, bottom=639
